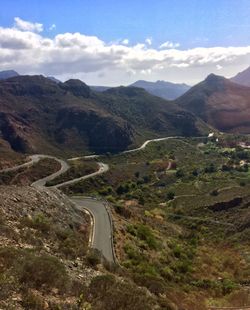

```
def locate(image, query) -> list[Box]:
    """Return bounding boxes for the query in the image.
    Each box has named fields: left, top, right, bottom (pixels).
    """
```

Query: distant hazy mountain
left=176, top=73, right=250, bottom=134
left=0, top=71, right=62, bottom=84
left=0, top=70, right=19, bottom=80
left=231, top=66, right=250, bottom=87
left=130, top=80, right=190, bottom=100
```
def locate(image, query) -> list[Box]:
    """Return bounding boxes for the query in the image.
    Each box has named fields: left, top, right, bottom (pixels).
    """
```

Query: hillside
left=231, top=66, right=250, bottom=86
left=0, top=185, right=161, bottom=310
left=130, top=80, right=190, bottom=100
left=64, top=136, right=250, bottom=309
left=90, top=85, right=111, bottom=92
left=0, top=75, right=208, bottom=156
left=176, top=74, right=250, bottom=133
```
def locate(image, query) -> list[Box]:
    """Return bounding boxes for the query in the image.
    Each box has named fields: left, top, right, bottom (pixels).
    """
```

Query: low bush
left=86, top=248, right=102, bottom=267
left=133, top=274, right=166, bottom=295
left=21, top=213, right=51, bottom=234
left=19, top=254, right=68, bottom=292
left=87, top=275, right=156, bottom=310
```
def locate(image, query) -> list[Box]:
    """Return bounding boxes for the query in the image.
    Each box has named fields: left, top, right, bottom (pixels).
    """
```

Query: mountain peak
left=60, top=79, right=91, bottom=98
left=177, top=72, right=250, bottom=134
left=0, top=70, right=19, bottom=80
left=205, top=73, right=225, bottom=82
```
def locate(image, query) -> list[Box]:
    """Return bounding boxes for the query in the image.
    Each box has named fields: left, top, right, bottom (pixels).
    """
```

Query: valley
left=0, top=133, right=249, bottom=309
left=0, top=70, right=250, bottom=310
left=1, top=2, right=250, bottom=309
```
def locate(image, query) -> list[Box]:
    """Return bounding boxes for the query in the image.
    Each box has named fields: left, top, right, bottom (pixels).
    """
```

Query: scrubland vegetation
left=63, top=135, right=250, bottom=309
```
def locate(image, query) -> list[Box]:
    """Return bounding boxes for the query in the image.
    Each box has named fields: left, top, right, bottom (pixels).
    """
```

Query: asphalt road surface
left=0, top=154, right=44, bottom=173
left=71, top=197, right=115, bottom=262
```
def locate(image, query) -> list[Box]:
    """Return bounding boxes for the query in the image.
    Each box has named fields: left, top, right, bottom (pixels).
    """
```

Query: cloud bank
left=1, top=17, right=250, bottom=85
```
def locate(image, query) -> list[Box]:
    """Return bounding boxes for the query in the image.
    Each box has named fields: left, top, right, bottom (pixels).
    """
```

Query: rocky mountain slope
left=176, top=74, right=250, bottom=133
left=0, top=185, right=91, bottom=309
left=0, top=75, right=208, bottom=156
left=231, top=66, right=250, bottom=86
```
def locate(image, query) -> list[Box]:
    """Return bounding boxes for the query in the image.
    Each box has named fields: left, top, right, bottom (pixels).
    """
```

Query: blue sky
left=2, top=0, right=250, bottom=48
left=1, top=0, right=250, bottom=85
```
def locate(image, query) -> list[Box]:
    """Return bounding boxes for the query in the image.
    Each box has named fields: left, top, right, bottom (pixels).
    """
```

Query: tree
left=167, top=191, right=175, bottom=200
left=135, top=171, right=140, bottom=178
left=176, top=169, right=184, bottom=178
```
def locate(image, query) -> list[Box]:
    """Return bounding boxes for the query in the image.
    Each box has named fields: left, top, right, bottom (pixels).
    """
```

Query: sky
left=1, top=0, right=250, bottom=85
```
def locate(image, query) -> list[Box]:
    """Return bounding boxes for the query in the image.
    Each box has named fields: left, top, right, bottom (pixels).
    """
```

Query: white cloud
left=1, top=18, right=250, bottom=85
left=159, top=41, right=180, bottom=49
left=49, top=24, right=56, bottom=31
left=216, top=64, right=223, bottom=70
left=145, top=37, right=152, bottom=45
left=14, top=17, right=43, bottom=33
left=122, top=39, right=129, bottom=45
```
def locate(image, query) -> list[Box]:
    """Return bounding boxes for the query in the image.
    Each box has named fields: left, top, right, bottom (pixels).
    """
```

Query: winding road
left=53, top=162, right=109, bottom=189
left=0, top=154, right=45, bottom=173
left=1, top=136, right=194, bottom=263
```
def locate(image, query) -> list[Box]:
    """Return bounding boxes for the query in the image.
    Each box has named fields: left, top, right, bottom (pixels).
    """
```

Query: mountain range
left=0, top=75, right=208, bottom=156
left=91, top=80, right=190, bottom=100
left=1, top=67, right=250, bottom=157
left=130, top=80, right=190, bottom=100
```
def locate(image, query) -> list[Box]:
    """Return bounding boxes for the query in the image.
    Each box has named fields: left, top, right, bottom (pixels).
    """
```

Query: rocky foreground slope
left=0, top=185, right=163, bottom=310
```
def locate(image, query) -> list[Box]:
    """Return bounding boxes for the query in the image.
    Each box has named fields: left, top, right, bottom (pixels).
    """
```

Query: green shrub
left=135, top=171, right=140, bottom=178
left=172, top=259, right=192, bottom=274
left=136, top=262, right=158, bottom=277
left=114, top=204, right=131, bottom=218
left=0, top=247, right=19, bottom=271
left=210, top=189, right=219, bottom=196
left=19, top=254, right=68, bottom=292
left=86, top=249, right=102, bottom=267
left=161, top=266, right=174, bottom=281
left=136, top=224, right=158, bottom=249
left=204, top=163, right=217, bottom=173
left=222, top=278, right=238, bottom=295
left=133, top=274, right=165, bottom=295
left=172, top=244, right=182, bottom=258
left=124, top=243, right=143, bottom=263
left=21, top=213, right=51, bottom=234
left=106, top=195, right=115, bottom=203
left=176, top=169, right=184, bottom=178
left=88, top=275, right=156, bottom=310
left=116, top=184, right=129, bottom=195
left=21, top=289, right=45, bottom=310
left=167, top=191, right=175, bottom=200
left=59, top=234, right=87, bottom=259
